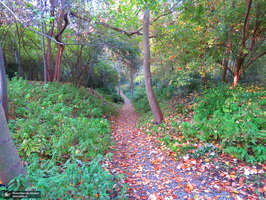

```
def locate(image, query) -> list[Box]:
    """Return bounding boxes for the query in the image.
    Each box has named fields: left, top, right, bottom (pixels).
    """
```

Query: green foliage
left=183, top=83, right=266, bottom=164
left=87, top=62, right=118, bottom=89
left=128, top=84, right=151, bottom=114
left=7, top=78, right=127, bottom=199
left=7, top=155, right=128, bottom=200
left=96, top=85, right=117, bottom=95
left=96, top=86, right=124, bottom=104
left=111, top=93, right=125, bottom=104
left=191, top=143, right=221, bottom=159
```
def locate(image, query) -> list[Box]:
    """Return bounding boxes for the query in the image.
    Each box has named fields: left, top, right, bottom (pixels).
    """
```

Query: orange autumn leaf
left=185, top=182, right=193, bottom=190
left=170, top=55, right=175, bottom=61
left=100, top=18, right=104, bottom=22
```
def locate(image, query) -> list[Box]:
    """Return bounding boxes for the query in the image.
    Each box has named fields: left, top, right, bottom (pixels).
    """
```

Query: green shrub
left=131, top=86, right=151, bottom=113
left=111, top=93, right=124, bottom=104
left=8, top=155, right=128, bottom=200
left=7, top=77, right=127, bottom=199
left=182, top=83, right=266, bottom=164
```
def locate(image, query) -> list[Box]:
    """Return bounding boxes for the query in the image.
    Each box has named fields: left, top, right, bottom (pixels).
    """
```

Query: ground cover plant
left=3, top=77, right=128, bottom=199
left=132, top=82, right=266, bottom=199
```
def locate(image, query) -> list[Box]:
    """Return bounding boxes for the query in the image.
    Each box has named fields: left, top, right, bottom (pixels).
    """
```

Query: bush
left=7, top=77, right=127, bottom=199
left=111, top=93, right=124, bottom=104
left=131, top=86, right=151, bottom=113
left=182, top=83, right=266, bottom=164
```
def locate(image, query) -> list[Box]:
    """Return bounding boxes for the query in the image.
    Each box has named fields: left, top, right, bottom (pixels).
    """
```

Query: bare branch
left=66, top=11, right=78, bottom=33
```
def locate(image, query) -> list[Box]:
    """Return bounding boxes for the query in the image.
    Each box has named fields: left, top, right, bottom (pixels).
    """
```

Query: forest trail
left=108, top=92, right=237, bottom=200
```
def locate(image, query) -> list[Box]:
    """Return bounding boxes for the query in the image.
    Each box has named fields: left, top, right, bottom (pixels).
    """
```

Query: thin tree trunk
left=222, top=1, right=235, bottom=82
left=137, top=70, right=141, bottom=85
left=116, top=58, right=121, bottom=96
left=41, top=0, right=47, bottom=84
left=46, top=0, right=55, bottom=82
left=14, top=24, right=24, bottom=78
left=85, top=63, right=93, bottom=86
left=0, top=102, right=26, bottom=186
left=0, top=43, right=8, bottom=122
left=143, top=6, right=163, bottom=124
left=233, top=0, right=252, bottom=87
left=75, top=46, right=83, bottom=86
left=130, top=64, right=133, bottom=98
left=222, top=27, right=233, bottom=82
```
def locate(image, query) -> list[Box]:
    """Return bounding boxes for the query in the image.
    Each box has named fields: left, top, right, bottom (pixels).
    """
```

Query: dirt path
left=108, top=93, right=239, bottom=200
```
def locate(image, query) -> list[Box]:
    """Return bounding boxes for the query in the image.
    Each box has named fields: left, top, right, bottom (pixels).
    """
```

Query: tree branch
left=54, top=12, right=69, bottom=42
left=0, top=0, right=65, bottom=45
left=239, top=51, right=266, bottom=76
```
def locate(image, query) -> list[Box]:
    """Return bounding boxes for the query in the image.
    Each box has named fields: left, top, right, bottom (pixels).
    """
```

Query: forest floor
left=106, top=92, right=265, bottom=200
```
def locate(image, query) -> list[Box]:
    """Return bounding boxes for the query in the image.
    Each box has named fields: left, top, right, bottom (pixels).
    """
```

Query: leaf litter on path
left=106, top=93, right=264, bottom=200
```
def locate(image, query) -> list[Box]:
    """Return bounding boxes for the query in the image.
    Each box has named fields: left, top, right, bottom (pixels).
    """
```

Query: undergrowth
left=184, top=83, right=266, bottom=164
left=5, top=77, right=128, bottom=199
left=132, top=81, right=266, bottom=164
left=132, top=81, right=265, bottom=197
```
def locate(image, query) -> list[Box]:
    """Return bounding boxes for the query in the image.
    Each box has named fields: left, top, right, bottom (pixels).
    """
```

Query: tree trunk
left=222, top=27, right=233, bottom=82
left=116, top=58, right=121, bottom=96
left=233, top=59, right=242, bottom=87
left=85, top=62, right=94, bottom=86
left=233, top=0, right=252, bottom=87
left=53, top=9, right=68, bottom=82
left=137, top=70, right=141, bottom=85
left=53, top=11, right=64, bottom=82
left=46, top=0, right=55, bottom=82
left=41, top=0, right=47, bottom=84
left=0, top=43, right=8, bottom=122
left=143, top=7, right=163, bottom=124
left=53, top=44, right=64, bottom=81
left=130, top=64, right=133, bottom=98
left=14, top=24, right=24, bottom=78
left=13, top=45, right=24, bottom=79
left=0, top=102, right=26, bottom=186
